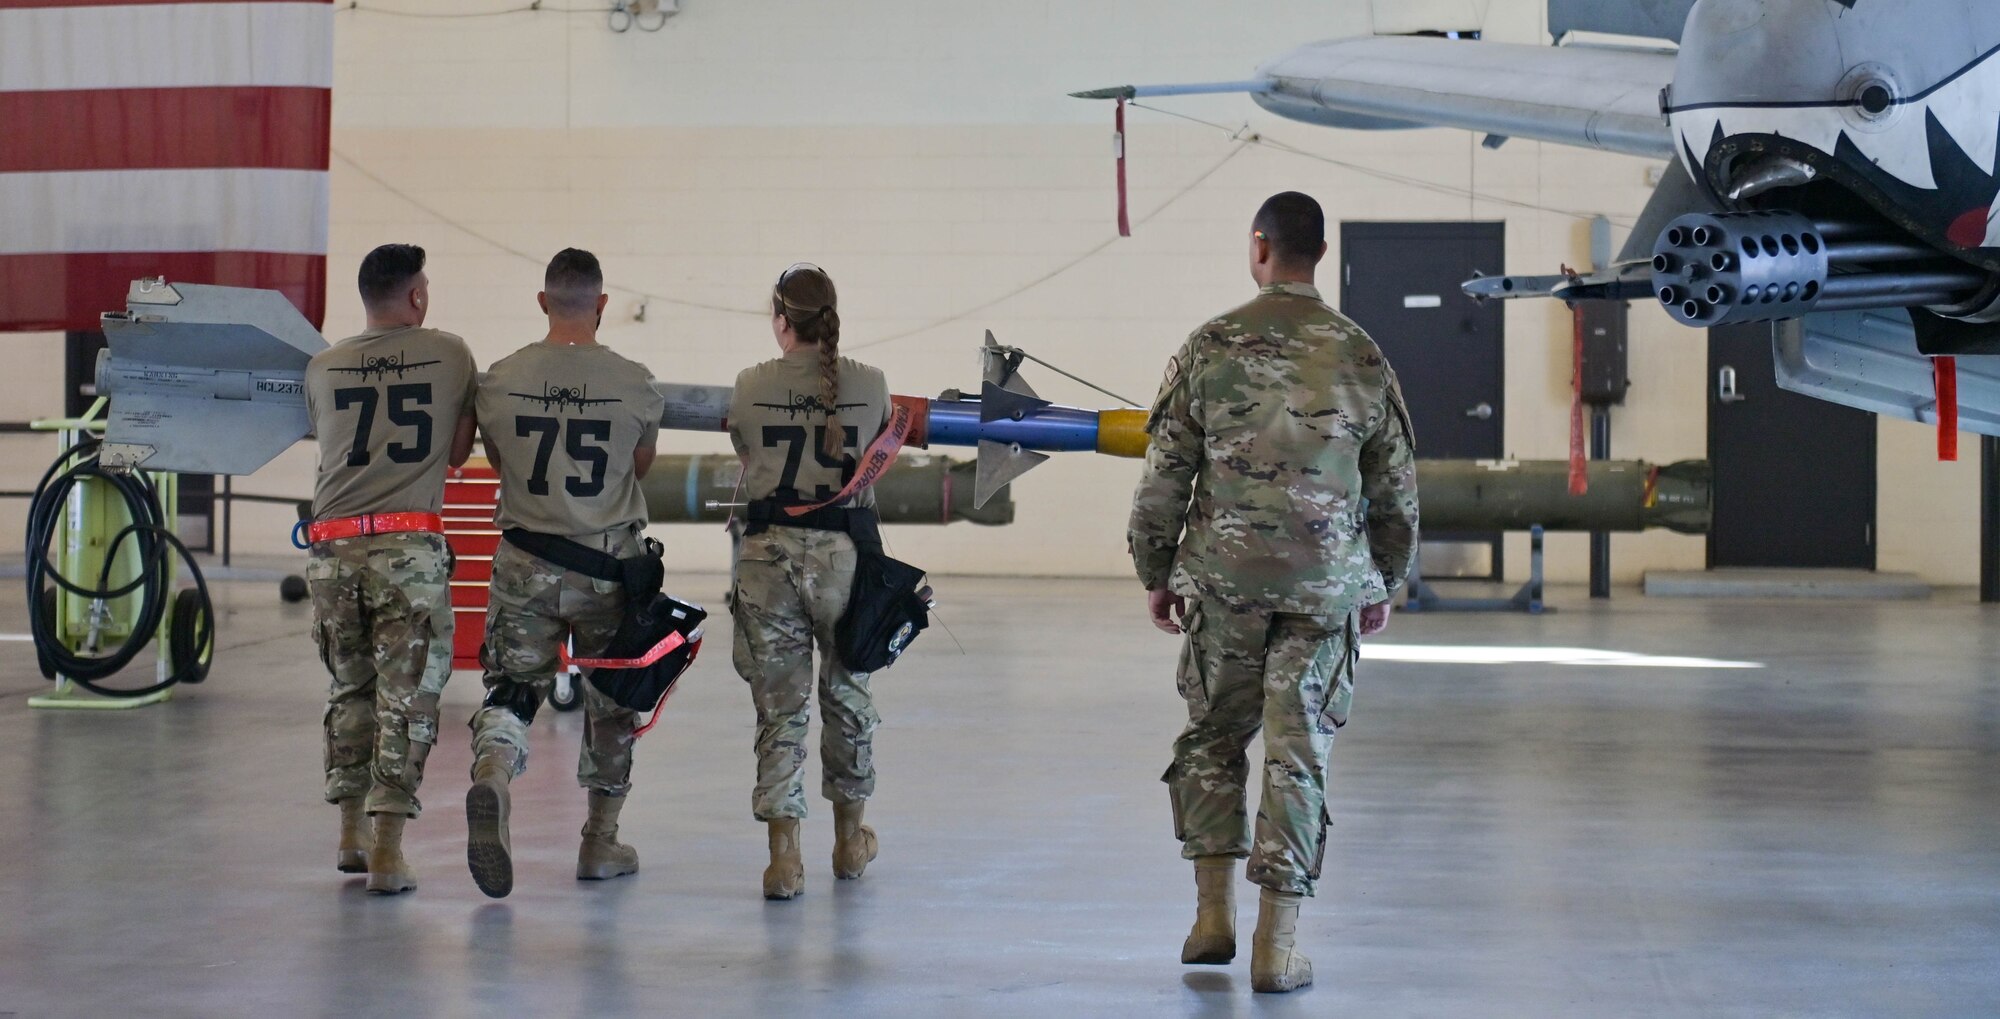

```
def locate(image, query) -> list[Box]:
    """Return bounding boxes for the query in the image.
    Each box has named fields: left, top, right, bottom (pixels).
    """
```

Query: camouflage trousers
left=469, top=532, right=641, bottom=798
left=1165, top=598, right=1357, bottom=896
left=307, top=531, right=454, bottom=818
left=732, top=527, right=879, bottom=821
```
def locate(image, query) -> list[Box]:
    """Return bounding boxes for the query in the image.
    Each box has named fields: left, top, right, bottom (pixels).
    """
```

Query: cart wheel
left=550, top=670, right=583, bottom=712
left=169, top=588, right=214, bottom=685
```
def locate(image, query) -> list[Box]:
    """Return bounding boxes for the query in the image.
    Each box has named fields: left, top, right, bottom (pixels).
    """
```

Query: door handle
left=1464, top=402, right=1494, bottom=420
left=1717, top=366, right=1746, bottom=403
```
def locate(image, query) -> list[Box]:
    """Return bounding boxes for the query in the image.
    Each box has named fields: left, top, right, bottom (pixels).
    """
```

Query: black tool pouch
left=835, top=522, right=933, bottom=673
left=502, top=529, right=700, bottom=714
left=619, top=540, right=665, bottom=601
left=571, top=593, right=708, bottom=714
left=740, top=500, right=932, bottom=673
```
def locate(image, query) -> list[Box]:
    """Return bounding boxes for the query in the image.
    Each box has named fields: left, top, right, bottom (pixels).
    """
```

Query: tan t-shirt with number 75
left=728, top=349, right=891, bottom=508
left=306, top=325, right=477, bottom=520
left=476, top=341, right=666, bottom=540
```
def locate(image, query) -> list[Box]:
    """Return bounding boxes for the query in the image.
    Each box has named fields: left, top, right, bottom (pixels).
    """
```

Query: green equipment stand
left=26, top=399, right=207, bottom=710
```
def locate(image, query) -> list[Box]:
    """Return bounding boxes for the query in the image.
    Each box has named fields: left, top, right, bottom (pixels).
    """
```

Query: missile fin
left=980, top=330, right=1007, bottom=385
left=974, top=438, right=1048, bottom=508
left=979, top=380, right=1052, bottom=424
left=98, top=443, right=156, bottom=472
left=980, top=330, right=1040, bottom=399
left=95, top=282, right=326, bottom=476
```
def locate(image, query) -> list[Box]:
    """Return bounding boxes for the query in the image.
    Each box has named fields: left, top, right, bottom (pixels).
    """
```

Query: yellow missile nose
left=1095, top=408, right=1151, bottom=458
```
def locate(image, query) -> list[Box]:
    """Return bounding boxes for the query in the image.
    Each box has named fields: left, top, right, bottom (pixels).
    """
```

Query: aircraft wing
left=1082, top=36, right=1677, bottom=161
left=1258, top=37, right=1676, bottom=158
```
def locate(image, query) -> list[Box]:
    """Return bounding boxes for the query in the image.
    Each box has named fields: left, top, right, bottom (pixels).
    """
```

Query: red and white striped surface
left=0, top=0, right=332, bottom=332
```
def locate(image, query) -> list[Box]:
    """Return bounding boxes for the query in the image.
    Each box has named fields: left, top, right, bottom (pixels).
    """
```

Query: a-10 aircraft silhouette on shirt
left=753, top=390, right=869, bottom=419
left=509, top=383, right=623, bottom=413
left=326, top=351, right=440, bottom=382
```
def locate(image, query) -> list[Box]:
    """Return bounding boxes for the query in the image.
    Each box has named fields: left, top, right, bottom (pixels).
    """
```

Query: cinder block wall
left=2, top=0, right=1980, bottom=584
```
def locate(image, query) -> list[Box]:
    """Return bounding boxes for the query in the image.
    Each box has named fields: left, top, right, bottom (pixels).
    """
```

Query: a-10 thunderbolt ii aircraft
left=1076, top=0, right=2000, bottom=435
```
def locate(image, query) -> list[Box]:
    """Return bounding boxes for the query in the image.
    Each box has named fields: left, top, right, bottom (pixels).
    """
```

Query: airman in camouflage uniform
left=304, top=243, right=479, bottom=895
left=730, top=262, right=893, bottom=900
left=309, top=536, right=453, bottom=817
left=464, top=249, right=667, bottom=899
left=1129, top=192, right=1419, bottom=993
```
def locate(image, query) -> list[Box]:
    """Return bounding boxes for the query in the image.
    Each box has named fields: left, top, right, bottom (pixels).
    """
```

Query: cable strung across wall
left=332, top=150, right=767, bottom=317
left=336, top=104, right=1610, bottom=355
left=337, top=1, right=675, bottom=31
left=1126, top=100, right=1636, bottom=228
left=337, top=137, right=1257, bottom=346
left=336, top=2, right=604, bottom=18
left=846, top=140, right=1252, bottom=352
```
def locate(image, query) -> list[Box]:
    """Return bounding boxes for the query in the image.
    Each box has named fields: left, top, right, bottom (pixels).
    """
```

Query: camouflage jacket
left=1128, top=281, right=1420, bottom=615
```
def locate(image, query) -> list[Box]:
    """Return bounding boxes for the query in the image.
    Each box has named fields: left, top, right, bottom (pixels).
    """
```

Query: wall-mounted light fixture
left=610, top=0, right=677, bottom=32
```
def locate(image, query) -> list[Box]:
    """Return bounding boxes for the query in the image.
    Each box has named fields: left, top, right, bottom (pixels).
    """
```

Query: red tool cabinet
left=442, top=462, right=500, bottom=671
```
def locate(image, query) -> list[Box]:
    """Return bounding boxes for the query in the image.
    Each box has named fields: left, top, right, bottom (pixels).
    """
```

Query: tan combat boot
left=763, top=818, right=805, bottom=900
left=465, top=751, right=516, bottom=899
left=577, top=792, right=640, bottom=880
left=365, top=814, right=417, bottom=895
left=1250, top=889, right=1313, bottom=993
left=831, top=801, right=879, bottom=880
left=1181, top=856, right=1238, bottom=964
left=336, top=797, right=370, bottom=874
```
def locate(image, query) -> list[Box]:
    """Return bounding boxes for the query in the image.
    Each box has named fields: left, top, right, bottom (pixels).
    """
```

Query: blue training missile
left=655, top=333, right=1148, bottom=507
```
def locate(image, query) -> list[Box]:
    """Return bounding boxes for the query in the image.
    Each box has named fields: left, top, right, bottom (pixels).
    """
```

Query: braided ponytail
left=773, top=264, right=845, bottom=460
left=814, top=311, right=843, bottom=459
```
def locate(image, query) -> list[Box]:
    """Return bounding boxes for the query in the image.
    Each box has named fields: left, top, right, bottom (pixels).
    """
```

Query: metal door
left=1341, top=221, right=1506, bottom=576
left=1707, top=322, right=1876, bottom=568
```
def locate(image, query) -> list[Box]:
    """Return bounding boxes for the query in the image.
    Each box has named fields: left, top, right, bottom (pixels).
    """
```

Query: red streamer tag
left=783, top=402, right=914, bottom=517
left=1568, top=304, right=1588, bottom=495
left=561, top=633, right=704, bottom=741
left=1115, top=98, right=1131, bottom=237
left=1935, top=355, right=1959, bottom=461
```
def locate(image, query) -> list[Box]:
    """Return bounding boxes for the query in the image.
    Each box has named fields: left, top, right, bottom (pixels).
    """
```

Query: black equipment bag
left=564, top=592, right=707, bottom=714
left=504, top=528, right=703, bottom=714
left=835, top=543, right=932, bottom=673
left=744, top=501, right=932, bottom=672
left=737, top=402, right=934, bottom=673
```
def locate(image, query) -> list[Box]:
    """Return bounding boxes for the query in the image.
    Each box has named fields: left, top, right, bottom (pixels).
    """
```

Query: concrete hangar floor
left=1, top=574, right=1996, bottom=1018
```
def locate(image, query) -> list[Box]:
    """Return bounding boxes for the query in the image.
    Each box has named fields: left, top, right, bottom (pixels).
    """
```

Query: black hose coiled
left=24, top=439, right=212, bottom=697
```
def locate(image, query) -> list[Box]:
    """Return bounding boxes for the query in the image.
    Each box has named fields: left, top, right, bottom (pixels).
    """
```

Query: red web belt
left=306, top=512, right=445, bottom=543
